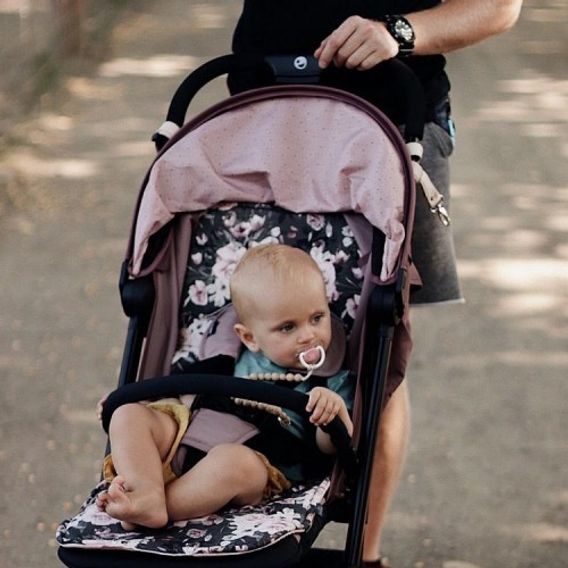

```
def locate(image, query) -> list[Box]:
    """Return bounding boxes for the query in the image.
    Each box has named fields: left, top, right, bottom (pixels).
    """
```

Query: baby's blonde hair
left=230, top=244, right=325, bottom=323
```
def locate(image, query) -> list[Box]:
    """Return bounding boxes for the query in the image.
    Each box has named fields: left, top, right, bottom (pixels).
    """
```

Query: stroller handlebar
left=153, top=54, right=425, bottom=150
left=101, top=373, right=357, bottom=477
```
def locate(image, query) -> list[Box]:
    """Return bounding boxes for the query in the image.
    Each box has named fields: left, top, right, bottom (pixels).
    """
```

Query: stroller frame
left=58, top=54, right=424, bottom=568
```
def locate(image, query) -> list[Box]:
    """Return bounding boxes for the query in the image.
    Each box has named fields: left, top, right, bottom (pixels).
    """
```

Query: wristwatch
left=383, top=15, right=415, bottom=57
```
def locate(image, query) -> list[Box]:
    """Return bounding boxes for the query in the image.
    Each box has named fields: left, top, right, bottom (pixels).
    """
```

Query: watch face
left=395, top=20, right=414, bottom=43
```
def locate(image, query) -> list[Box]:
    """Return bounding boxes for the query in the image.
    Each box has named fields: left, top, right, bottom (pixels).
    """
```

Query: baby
left=96, top=244, right=353, bottom=529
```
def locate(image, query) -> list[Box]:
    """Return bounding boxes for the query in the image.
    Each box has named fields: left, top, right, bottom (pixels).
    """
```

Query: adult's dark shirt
left=230, top=0, right=450, bottom=123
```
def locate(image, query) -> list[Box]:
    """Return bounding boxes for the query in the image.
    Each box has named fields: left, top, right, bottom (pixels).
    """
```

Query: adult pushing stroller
left=57, top=54, right=435, bottom=567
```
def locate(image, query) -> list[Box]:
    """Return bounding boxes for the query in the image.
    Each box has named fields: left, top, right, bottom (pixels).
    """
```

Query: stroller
left=57, top=54, right=431, bottom=567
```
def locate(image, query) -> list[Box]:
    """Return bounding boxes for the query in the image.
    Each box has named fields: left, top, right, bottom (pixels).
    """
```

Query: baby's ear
left=233, top=323, right=260, bottom=352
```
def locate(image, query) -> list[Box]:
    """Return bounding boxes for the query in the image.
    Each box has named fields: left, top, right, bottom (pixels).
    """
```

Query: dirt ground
left=0, top=1, right=566, bottom=567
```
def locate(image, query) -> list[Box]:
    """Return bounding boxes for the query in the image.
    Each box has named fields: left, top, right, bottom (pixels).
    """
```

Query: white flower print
left=172, top=316, right=213, bottom=363
left=310, top=245, right=338, bottom=302
left=250, top=214, right=265, bottom=232
left=207, top=278, right=230, bottom=308
left=352, top=266, right=363, bottom=280
left=257, top=236, right=280, bottom=246
left=222, top=210, right=237, bottom=228
left=306, top=214, right=325, bottom=231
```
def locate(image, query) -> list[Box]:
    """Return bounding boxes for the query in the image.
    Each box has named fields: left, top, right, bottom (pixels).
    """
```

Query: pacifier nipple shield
left=298, top=346, right=326, bottom=380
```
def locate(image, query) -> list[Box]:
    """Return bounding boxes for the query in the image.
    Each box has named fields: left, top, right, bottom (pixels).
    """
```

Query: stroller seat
left=57, top=203, right=363, bottom=561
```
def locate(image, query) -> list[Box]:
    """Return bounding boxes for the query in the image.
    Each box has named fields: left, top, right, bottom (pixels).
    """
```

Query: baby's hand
left=306, top=387, right=345, bottom=426
left=96, top=393, right=109, bottom=422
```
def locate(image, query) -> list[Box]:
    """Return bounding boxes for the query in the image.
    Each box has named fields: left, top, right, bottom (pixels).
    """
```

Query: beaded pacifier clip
left=233, top=347, right=327, bottom=425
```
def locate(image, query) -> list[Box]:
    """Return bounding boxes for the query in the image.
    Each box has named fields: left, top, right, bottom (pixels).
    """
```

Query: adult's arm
left=409, top=0, right=523, bottom=55
left=315, top=0, right=523, bottom=70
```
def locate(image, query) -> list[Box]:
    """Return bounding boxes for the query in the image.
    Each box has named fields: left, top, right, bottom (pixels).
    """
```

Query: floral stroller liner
left=57, top=478, right=330, bottom=557
left=57, top=56, right=420, bottom=567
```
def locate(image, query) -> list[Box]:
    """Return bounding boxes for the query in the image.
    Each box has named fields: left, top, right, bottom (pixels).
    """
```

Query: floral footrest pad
left=57, top=478, right=330, bottom=557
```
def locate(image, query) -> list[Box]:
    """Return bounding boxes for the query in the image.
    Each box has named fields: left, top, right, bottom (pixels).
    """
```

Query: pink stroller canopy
left=132, top=92, right=411, bottom=281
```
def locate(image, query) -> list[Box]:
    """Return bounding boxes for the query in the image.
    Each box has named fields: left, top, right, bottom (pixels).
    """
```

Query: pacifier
left=298, top=346, right=326, bottom=380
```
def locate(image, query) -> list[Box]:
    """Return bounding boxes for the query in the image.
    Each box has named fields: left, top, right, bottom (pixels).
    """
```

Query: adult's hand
left=314, top=16, right=398, bottom=70
left=314, top=1, right=522, bottom=70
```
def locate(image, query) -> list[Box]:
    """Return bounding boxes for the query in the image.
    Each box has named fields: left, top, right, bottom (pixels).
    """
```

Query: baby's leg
left=96, top=403, right=178, bottom=529
left=165, top=444, right=269, bottom=520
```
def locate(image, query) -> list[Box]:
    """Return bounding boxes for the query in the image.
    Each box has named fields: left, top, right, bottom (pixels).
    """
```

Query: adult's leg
left=165, top=444, right=269, bottom=520
left=362, top=118, right=457, bottom=563
left=96, top=403, right=179, bottom=529
left=363, top=380, right=411, bottom=563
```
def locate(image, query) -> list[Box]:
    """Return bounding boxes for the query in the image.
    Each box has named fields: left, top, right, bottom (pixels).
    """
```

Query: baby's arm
left=306, top=386, right=353, bottom=455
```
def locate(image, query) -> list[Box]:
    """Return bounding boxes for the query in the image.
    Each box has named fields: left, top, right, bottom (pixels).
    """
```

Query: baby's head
left=230, top=244, right=331, bottom=369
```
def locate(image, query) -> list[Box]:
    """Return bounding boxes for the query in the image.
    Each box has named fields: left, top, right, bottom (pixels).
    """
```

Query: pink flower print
left=191, top=252, right=203, bottom=265
left=196, top=233, right=208, bottom=246
left=229, top=222, right=252, bottom=239
left=344, top=294, right=360, bottom=320
left=229, top=214, right=266, bottom=240
left=188, top=280, right=208, bottom=306
left=212, top=243, right=247, bottom=283
left=223, top=210, right=237, bottom=228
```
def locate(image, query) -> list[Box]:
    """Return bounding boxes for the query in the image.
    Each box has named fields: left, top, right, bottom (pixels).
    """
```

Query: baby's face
left=246, top=274, right=332, bottom=369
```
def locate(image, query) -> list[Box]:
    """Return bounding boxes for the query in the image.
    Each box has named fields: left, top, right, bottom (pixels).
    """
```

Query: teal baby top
left=235, top=349, right=353, bottom=445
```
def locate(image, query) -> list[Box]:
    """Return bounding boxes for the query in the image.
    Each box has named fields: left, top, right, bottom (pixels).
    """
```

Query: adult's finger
left=316, top=17, right=360, bottom=68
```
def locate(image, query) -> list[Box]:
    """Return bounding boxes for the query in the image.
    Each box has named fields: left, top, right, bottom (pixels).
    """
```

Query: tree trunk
left=53, top=0, right=85, bottom=55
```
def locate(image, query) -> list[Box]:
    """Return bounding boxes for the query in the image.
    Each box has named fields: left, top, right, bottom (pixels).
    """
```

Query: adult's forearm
left=407, top=0, right=522, bottom=55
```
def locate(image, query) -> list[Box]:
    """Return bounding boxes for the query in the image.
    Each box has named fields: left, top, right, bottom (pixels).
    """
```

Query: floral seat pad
left=173, top=203, right=363, bottom=368
left=57, top=478, right=330, bottom=557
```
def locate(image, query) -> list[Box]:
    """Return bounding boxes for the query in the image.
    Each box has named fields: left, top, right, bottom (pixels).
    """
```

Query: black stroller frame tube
left=117, top=260, right=156, bottom=387
left=344, top=285, right=397, bottom=568
left=117, top=316, right=145, bottom=388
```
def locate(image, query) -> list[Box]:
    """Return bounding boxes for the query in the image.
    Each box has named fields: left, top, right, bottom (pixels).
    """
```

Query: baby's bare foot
left=99, top=476, right=168, bottom=530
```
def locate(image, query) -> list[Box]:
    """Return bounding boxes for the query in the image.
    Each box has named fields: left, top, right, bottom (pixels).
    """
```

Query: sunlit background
left=0, top=1, right=566, bottom=567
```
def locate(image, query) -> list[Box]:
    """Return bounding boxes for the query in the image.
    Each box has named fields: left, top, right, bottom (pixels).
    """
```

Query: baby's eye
left=311, top=313, right=325, bottom=324
left=279, top=323, right=295, bottom=333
